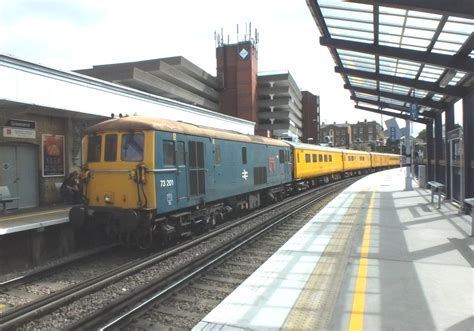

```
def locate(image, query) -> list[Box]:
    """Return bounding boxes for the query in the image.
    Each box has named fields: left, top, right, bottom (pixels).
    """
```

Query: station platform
left=0, top=206, right=70, bottom=235
left=194, top=167, right=473, bottom=330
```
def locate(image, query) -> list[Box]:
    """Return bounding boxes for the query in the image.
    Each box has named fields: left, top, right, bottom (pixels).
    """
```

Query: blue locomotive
left=70, top=116, right=293, bottom=247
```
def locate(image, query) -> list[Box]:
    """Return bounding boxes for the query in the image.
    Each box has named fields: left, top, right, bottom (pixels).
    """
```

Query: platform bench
left=427, top=181, right=445, bottom=209
left=0, top=186, right=20, bottom=212
left=463, top=198, right=474, bottom=237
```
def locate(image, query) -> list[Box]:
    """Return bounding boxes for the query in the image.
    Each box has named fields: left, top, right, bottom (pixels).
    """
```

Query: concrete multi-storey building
left=78, top=38, right=320, bottom=142
left=257, top=71, right=303, bottom=141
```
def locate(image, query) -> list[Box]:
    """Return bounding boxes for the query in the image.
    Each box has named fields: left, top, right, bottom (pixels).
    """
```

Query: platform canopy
left=307, top=0, right=474, bottom=124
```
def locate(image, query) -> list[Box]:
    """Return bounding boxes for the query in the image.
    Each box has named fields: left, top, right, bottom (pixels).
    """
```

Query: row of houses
left=319, top=119, right=385, bottom=150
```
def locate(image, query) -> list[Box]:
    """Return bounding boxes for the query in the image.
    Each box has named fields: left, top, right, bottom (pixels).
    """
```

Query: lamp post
left=307, top=138, right=314, bottom=144
left=405, top=119, right=413, bottom=191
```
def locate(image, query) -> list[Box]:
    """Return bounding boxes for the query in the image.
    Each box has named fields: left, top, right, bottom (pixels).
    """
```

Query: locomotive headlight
left=104, top=193, right=114, bottom=204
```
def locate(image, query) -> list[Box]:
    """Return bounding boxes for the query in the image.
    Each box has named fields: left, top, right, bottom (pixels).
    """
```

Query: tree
left=417, top=129, right=426, bottom=142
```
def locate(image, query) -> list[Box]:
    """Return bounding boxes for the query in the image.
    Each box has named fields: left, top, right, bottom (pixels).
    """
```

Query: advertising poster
left=42, top=134, right=65, bottom=177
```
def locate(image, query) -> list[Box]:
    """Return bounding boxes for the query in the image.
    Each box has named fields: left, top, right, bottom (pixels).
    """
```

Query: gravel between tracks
left=0, top=248, right=143, bottom=311
left=127, top=192, right=339, bottom=330
left=16, top=189, right=339, bottom=329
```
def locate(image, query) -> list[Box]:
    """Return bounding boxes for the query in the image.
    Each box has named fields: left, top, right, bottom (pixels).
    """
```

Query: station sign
left=389, top=127, right=396, bottom=141
left=410, top=104, right=419, bottom=120
left=3, top=119, right=36, bottom=139
left=447, top=127, right=463, bottom=141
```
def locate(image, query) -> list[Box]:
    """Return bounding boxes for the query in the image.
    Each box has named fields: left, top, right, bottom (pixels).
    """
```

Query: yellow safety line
left=348, top=191, right=375, bottom=331
left=0, top=208, right=69, bottom=222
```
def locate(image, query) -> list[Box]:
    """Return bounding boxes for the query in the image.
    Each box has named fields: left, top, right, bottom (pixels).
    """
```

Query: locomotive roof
left=370, top=152, right=400, bottom=157
left=86, top=116, right=290, bottom=147
left=286, top=141, right=344, bottom=153
left=338, top=148, right=370, bottom=155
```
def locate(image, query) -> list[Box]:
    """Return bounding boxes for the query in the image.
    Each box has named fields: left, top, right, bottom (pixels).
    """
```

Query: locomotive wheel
left=135, top=225, right=153, bottom=250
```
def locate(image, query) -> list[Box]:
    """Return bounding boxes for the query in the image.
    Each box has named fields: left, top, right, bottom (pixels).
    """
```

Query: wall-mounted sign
left=42, top=134, right=65, bottom=177
left=239, top=48, right=249, bottom=59
left=3, top=119, right=36, bottom=139
left=389, top=127, right=396, bottom=141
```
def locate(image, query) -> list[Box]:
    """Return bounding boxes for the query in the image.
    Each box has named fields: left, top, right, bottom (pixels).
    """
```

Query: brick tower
left=216, top=38, right=258, bottom=125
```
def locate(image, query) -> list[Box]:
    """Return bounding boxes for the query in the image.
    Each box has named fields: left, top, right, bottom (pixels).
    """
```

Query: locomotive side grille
left=254, top=167, right=267, bottom=185
left=188, top=141, right=205, bottom=196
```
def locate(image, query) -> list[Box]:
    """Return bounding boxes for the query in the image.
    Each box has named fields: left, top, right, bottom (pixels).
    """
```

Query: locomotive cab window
left=312, top=154, right=317, bottom=162
left=121, top=133, right=144, bottom=161
left=319, top=154, right=323, bottom=162
left=324, top=155, right=328, bottom=162
left=104, top=134, right=117, bottom=162
left=163, top=140, right=175, bottom=166
left=87, top=135, right=102, bottom=162
left=305, top=154, right=311, bottom=163
left=329, top=155, right=332, bottom=162
left=242, top=147, right=247, bottom=164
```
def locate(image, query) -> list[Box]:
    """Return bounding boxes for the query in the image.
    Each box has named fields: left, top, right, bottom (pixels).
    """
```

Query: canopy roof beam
left=351, top=96, right=436, bottom=119
left=320, top=37, right=474, bottom=73
left=355, top=105, right=429, bottom=124
left=346, top=0, right=474, bottom=19
left=345, top=84, right=449, bottom=110
left=336, top=67, right=468, bottom=98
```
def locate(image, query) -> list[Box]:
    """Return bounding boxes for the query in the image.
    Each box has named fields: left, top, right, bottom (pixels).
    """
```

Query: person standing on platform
left=60, top=171, right=81, bottom=204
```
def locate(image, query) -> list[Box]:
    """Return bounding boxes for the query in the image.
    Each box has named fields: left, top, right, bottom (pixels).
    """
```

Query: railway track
left=0, top=244, right=119, bottom=291
left=0, top=177, right=358, bottom=330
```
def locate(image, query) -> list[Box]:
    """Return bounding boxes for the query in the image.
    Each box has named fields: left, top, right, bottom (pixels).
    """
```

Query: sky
left=0, top=0, right=430, bottom=133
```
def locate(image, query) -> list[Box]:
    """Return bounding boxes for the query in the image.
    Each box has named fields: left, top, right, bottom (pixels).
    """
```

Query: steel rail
left=0, top=177, right=358, bottom=329
left=71, top=179, right=357, bottom=330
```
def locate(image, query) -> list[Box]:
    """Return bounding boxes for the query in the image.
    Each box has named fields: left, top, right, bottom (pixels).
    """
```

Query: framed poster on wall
left=42, top=134, right=65, bottom=177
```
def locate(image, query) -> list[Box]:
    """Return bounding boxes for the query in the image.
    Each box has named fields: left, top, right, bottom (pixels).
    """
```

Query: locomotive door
left=157, top=134, right=179, bottom=213
left=175, top=140, right=188, bottom=206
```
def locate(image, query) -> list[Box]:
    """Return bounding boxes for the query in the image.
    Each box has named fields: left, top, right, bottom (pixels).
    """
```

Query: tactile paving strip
left=282, top=192, right=369, bottom=330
